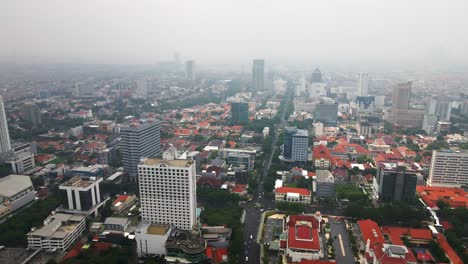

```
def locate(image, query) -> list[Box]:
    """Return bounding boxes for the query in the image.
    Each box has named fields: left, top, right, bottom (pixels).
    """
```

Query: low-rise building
left=0, top=174, right=35, bottom=212
left=103, top=217, right=130, bottom=232
left=135, top=221, right=172, bottom=257
left=275, top=187, right=311, bottom=204
left=112, top=194, right=137, bottom=213
left=200, top=226, right=231, bottom=248
left=27, top=213, right=86, bottom=251
left=312, top=144, right=331, bottom=169
left=283, top=214, right=323, bottom=262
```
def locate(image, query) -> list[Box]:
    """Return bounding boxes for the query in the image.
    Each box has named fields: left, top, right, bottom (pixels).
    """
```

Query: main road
left=241, top=88, right=292, bottom=264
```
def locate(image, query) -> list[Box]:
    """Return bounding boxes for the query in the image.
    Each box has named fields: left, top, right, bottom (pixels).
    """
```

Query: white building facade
left=138, top=158, right=197, bottom=230
left=429, top=150, right=468, bottom=187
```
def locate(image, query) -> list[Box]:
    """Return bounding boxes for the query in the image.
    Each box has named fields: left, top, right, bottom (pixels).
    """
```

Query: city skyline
left=1, top=1, right=468, bottom=69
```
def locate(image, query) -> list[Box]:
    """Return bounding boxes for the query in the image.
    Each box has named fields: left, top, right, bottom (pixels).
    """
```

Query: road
left=329, top=219, right=355, bottom=264
left=240, top=88, right=292, bottom=264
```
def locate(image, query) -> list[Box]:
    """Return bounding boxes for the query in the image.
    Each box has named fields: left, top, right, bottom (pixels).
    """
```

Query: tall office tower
left=392, top=81, right=412, bottom=110
left=185, top=60, right=195, bottom=81
left=283, top=127, right=309, bottom=162
left=434, top=97, right=452, bottom=122
left=391, top=81, right=424, bottom=127
left=74, top=83, right=94, bottom=98
left=0, top=96, right=11, bottom=154
left=252, top=59, right=265, bottom=95
left=135, top=79, right=150, bottom=100
left=314, top=103, right=338, bottom=126
left=120, top=121, right=161, bottom=182
left=377, top=161, right=418, bottom=202
left=138, top=158, right=197, bottom=230
left=428, top=150, right=468, bottom=187
left=22, top=103, right=42, bottom=127
left=230, top=102, right=249, bottom=123
left=357, top=72, right=369, bottom=96
left=310, top=68, right=323, bottom=83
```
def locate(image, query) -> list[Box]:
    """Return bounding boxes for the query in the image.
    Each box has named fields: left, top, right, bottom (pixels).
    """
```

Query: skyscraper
left=22, top=103, right=42, bottom=127
left=0, top=96, right=11, bottom=154
left=230, top=102, right=249, bottom=124
left=434, top=97, right=452, bottom=122
left=252, top=59, right=264, bottom=95
left=283, top=127, right=309, bottom=162
left=120, top=121, right=161, bottom=182
left=185, top=60, right=195, bottom=81
left=391, top=81, right=424, bottom=127
left=138, top=158, right=197, bottom=230
left=428, top=150, right=468, bottom=188
left=392, top=81, right=412, bottom=110
left=357, top=72, right=369, bottom=96
left=310, top=68, right=323, bottom=83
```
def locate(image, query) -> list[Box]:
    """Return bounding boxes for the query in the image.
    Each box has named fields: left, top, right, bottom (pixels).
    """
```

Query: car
left=246, top=256, right=248, bottom=262
left=260, top=209, right=265, bottom=212
left=250, top=234, right=253, bottom=239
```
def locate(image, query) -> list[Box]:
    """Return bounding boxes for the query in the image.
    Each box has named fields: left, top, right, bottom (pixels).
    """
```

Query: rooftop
left=379, top=161, right=416, bottom=172
left=60, top=176, right=101, bottom=189
left=276, top=187, right=311, bottom=196
left=357, top=219, right=385, bottom=246
left=147, top=224, right=171, bottom=235
left=139, top=158, right=193, bottom=167
left=29, top=213, right=85, bottom=239
left=287, top=215, right=320, bottom=251
left=0, top=175, right=33, bottom=198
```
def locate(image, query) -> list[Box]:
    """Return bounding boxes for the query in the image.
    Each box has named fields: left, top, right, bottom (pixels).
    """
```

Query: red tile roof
left=232, top=184, right=247, bottom=193
left=416, top=186, right=468, bottom=209
left=214, top=247, right=228, bottom=263
left=287, top=215, right=320, bottom=251
left=437, top=234, right=464, bottom=264
left=276, top=187, right=310, bottom=196
left=357, top=219, right=385, bottom=246
left=313, top=144, right=332, bottom=159
left=113, top=194, right=129, bottom=206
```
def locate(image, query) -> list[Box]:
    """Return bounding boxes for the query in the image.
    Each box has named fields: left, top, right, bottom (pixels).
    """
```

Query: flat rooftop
left=29, top=213, right=85, bottom=239
left=60, top=176, right=100, bottom=188
left=379, top=161, right=416, bottom=172
left=0, top=175, right=33, bottom=198
left=140, top=158, right=193, bottom=167
left=147, top=224, right=171, bottom=235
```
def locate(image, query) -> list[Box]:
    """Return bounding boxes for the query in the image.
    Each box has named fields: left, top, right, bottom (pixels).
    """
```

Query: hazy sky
left=2, top=0, right=468, bottom=67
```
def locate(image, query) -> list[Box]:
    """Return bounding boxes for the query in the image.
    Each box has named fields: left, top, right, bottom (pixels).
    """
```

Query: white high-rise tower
left=0, top=96, right=11, bottom=154
left=357, top=73, right=369, bottom=96
left=138, top=158, right=197, bottom=230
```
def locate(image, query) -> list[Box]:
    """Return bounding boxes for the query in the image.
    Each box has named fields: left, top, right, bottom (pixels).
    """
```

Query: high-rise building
left=422, top=114, right=438, bottom=134
left=252, top=59, right=264, bottom=95
left=426, top=97, right=452, bottom=122
left=22, top=103, right=42, bottom=127
left=185, top=60, right=195, bottom=81
left=357, top=72, right=369, bottom=96
left=428, top=150, right=468, bottom=188
left=392, top=81, right=412, bottom=110
left=314, top=103, right=338, bottom=126
left=120, top=121, right=161, bottom=181
left=135, top=79, right=150, bottom=100
left=74, top=82, right=94, bottom=98
left=283, top=127, right=309, bottom=162
left=0, top=96, right=11, bottom=154
left=391, top=82, right=424, bottom=127
left=310, top=68, right=323, bottom=83
left=230, top=102, right=249, bottom=123
left=138, top=158, right=197, bottom=230
left=377, top=161, right=418, bottom=202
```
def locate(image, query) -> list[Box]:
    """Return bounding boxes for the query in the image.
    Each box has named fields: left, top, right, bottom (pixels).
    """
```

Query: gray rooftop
left=29, top=213, right=85, bottom=239
left=0, top=175, right=33, bottom=198
left=104, top=217, right=130, bottom=226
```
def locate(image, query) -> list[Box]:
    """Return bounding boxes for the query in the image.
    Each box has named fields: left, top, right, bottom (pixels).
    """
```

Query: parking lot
left=263, top=216, right=284, bottom=244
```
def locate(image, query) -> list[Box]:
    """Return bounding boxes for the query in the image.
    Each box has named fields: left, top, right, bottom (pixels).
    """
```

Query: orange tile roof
left=276, top=187, right=310, bottom=196
left=437, top=234, right=464, bottom=264
left=417, top=186, right=468, bottom=209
